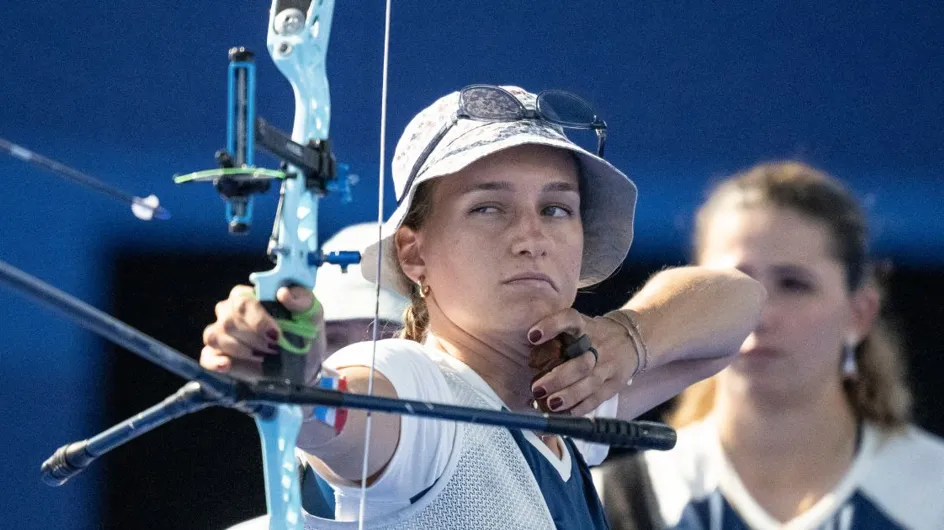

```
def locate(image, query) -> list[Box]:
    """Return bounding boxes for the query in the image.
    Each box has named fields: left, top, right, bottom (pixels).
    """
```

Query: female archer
left=202, top=85, right=765, bottom=528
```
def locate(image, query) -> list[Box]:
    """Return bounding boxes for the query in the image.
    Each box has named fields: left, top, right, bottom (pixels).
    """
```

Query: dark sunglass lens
left=538, top=90, right=598, bottom=126
left=461, top=86, right=523, bottom=119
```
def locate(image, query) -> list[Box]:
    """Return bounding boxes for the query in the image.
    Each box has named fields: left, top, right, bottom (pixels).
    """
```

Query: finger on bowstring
left=543, top=366, right=609, bottom=415
left=527, top=309, right=585, bottom=346
left=531, top=349, right=599, bottom=398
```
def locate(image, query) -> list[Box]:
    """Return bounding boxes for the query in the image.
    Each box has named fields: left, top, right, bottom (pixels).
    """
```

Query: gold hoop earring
left=418, top=276, right=431, bottom=298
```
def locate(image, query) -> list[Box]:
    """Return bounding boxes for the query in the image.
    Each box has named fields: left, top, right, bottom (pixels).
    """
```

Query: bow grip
left=258, top=293, right=319, bottom=384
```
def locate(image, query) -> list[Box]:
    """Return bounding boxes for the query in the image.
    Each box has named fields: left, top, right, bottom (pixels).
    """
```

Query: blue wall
left=1, top=1, right=941, bottom=527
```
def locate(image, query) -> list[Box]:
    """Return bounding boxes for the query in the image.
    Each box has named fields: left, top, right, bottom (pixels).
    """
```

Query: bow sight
left=174, top=46, right=355, bottom=236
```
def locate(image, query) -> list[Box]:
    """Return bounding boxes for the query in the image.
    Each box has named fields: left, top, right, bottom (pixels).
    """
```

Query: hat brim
left=362, top=120, right=637, bottom=297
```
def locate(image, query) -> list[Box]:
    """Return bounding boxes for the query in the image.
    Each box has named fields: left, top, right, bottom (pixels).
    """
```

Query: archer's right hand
left=200, top=284, right=326, bottom=383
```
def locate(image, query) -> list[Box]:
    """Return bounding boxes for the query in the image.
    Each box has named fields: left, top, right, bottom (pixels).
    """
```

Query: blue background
left=1, top=1, right=941, bottom=527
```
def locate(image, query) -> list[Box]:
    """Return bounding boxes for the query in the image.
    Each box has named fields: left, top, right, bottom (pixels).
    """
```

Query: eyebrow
left=461, top=181, right=579, bottom=194
left=738, top=263, right=815, bottom=278
left=770, top=264, right=816, bottom=277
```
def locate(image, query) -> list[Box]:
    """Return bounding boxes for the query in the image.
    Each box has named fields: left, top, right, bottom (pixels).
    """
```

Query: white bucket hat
left=316, top=223, right=408, bottom=323
left=361, top=85, right=638, bottom=297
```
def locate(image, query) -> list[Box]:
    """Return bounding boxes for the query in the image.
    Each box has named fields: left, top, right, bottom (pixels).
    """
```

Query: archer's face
left=412, top=144, right=584, bottom=337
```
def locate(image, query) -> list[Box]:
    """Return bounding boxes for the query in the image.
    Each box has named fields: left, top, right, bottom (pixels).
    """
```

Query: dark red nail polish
left=533, top=387, right=547, bottom=399
left=528, top=329, right=543, bottom=343
left=266, top=329, right=280, bottom=342
left=549, top=397, right=563, bottom=410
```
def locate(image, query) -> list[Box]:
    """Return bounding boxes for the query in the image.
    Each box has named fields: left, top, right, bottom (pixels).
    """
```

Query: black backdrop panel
left=103, top=252, right=944, bottom=529
left=104, top=253, right=272, bottom=530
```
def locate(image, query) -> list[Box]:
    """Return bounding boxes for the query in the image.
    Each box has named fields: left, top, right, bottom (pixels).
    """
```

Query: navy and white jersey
left=593, top=418, right=944, bottom=530
left=232, top=338, right=615, bottom=530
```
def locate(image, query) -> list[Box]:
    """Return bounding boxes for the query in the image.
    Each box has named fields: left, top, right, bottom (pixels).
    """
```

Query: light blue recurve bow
left=176, top=2, right=355, bottom=528
left=253, top=3, right=344, bottom=528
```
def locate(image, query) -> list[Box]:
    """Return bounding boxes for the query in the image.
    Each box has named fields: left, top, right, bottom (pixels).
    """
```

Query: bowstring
left=357, top=0, right=393, bottom=526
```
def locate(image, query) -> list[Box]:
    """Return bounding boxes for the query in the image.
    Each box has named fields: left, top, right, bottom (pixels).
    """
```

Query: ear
left=848, top=283, right=881, bottom=341
left=394, top=225, right=427, bottom=284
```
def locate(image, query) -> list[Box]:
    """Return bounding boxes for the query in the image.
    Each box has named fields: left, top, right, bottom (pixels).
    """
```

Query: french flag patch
left=313, top=371, right=348, bottom=434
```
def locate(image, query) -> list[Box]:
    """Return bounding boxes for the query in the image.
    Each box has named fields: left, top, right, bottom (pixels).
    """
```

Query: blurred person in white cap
left=203, top=85, right=765, bottom=528
left=316, top=222, right=408, bottom=355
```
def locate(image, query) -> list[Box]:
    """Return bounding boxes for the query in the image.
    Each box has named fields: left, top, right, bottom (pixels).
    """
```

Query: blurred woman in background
left=595, top=162, right=944, bottom=530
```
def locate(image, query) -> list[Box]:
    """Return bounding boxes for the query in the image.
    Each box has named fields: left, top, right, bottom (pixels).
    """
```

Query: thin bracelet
left=602, top=309, right=647, bottom=380
left=602, top=309, right=649, bottom=384
left=619, top=309, right=649, bottom=374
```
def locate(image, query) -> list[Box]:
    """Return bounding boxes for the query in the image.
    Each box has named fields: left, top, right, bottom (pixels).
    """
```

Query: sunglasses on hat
left=398, top=85, right=608, bottom=206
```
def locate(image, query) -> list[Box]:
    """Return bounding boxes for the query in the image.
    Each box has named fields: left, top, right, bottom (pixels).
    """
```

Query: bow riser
left=252, top=0, right=337, bottom=302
